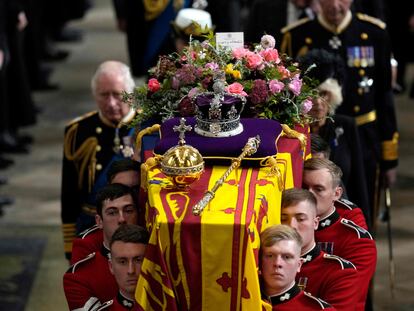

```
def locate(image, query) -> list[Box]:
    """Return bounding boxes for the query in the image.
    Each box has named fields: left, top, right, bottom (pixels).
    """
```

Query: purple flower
left=301, top=99, right=313, bottom=114
left=201, top=76, right=213, bottom=89
left=288, top=74, right=302, bottom=96
left=171, top=76, right=180, bottom=89
left=269, top=80, right=285, bottom=94
left=178, top=96, right=195, bottom=116
left=250, top=79, right=268, bottom=105
left=174, top=64, right=197, bottom=86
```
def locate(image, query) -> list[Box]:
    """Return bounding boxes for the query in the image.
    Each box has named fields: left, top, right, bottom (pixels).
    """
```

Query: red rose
left=148, top=78, right=160, bottom=93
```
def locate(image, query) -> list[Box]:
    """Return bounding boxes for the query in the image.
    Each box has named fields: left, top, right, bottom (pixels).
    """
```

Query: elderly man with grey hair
left=61, top=60, right=136, bottom=261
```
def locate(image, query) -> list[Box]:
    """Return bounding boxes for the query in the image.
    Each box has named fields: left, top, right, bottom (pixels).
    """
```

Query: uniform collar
left=264, top=283, right=301, bottom=305
left=117, top=291, right=135, bottom=309
left=98, top=108, right=136, bottom=128
left=101, top=244, right=111, bottom=260
left=318, top=10, right=352, bottom=34
left=301, top=243, right=321, bottom=264
left=317, top=209, right=340, bottom=230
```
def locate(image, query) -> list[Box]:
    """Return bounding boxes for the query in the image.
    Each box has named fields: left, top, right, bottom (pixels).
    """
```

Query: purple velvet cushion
left=154, top=117, right=282, bottom=160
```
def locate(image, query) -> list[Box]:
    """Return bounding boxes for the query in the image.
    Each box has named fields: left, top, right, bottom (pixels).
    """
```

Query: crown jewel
left=194, top=81, right=246, bottom=137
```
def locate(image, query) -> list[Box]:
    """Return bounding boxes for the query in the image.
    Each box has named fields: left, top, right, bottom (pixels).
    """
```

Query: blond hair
left=260, top=224, right=303, bottom=251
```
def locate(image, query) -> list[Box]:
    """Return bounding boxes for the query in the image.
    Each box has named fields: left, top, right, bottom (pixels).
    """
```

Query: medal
left=329, top=36, right=342, bottom=49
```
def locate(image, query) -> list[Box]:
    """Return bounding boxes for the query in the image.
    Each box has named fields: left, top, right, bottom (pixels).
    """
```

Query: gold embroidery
left=355, top=110, right=376, bottom=126
left=64, top=123, right=98, bottom=191
left=382, top=133, right=399, bottom=161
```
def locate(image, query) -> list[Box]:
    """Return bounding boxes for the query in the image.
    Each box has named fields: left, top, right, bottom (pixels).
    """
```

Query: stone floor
left=0, top=1, right=413, bottom=310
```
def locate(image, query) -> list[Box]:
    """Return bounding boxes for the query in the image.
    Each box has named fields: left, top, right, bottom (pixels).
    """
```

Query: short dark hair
left=110, top=224, right=149, bottom=249
left=310, top=133, right=331, bottom=158
left=281, top=188, right=317, bottom=210
left=96, top=183, right=135, bottom=216
left=107, top=158, right=140, bottom=183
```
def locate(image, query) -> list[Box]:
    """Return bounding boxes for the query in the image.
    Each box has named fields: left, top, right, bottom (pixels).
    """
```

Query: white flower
left=260, top=35, right=276, bottom=49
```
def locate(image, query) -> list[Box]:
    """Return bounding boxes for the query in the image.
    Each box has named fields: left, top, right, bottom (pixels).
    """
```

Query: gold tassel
left=141, top=156, right=161, bottom=191
left=262, top=157, right=284, bottom=191
left=281, top=124, right=307, bottom=159
left=134, top=124, right=161, bottom=162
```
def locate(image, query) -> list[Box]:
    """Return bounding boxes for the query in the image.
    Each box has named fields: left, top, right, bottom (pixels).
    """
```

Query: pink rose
left=301, top=99, right=313, bottom=114
left=232, top=47, right=248, bottom=59
left=277, top=65, right=290, bottom=79
left=269, top=80, right=285, bottom=94
left=226, top=82, right=247, bottom=96
left=288, top=74, right=302, bottom=96
left=259, top=48, right=280, bottom=63
left=245, top=52, right=263, bottom=70
left=148, top=78, right=160, bottom=93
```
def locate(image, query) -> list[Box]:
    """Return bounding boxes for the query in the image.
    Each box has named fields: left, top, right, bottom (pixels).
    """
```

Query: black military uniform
left=318, top=114, right=370, bottom=224
left=281, top=12, right=399, bottom=227
left=61, top=109, right=135, bottom=259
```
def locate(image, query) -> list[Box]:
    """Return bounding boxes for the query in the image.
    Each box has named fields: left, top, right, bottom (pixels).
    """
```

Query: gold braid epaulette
left=281, top=124, right=307, bottom=158
left=356, top=13, right=386, bottom=29
left=64, top=123, right=98, bottom=191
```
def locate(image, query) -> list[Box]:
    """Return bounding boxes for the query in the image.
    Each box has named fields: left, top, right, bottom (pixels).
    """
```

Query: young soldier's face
left=110, top=241, right=146, bottom=297
left=96, top=195, right=138, bottom=244
left=281, top=201, right=319, bottom=253
left=302, top=168, right=341, bottom=218
left=261, top=240, right=302, bottom=296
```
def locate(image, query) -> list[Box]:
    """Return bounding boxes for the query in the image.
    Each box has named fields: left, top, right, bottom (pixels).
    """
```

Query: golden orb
left=161, top=144, right=204, bottom=188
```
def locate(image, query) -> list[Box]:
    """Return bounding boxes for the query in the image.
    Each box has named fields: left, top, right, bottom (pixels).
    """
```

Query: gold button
left=96, top=164, right=102, bottom=171
left=305, top=37, right=312, bottom=44
left=96, top=145, right=101, bottom=152
left=96, top=127, right=102, bottom=134
left=361, top=33, right=368, bottom=40
left=354, top=105, right=360, bottom=113
left=358, top=88, right=364, bottom=95
left=359, top=69, right=365, bottom=76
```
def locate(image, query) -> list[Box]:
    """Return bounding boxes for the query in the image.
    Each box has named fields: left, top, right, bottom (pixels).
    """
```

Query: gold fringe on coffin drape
left=64, top=123, right=98, bottom=192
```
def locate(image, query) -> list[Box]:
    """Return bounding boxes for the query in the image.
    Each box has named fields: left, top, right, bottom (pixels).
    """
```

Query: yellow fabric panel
left=139, top=164, right=286, bottom=309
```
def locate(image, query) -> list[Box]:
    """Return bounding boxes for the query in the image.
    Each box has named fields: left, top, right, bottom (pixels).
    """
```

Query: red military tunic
left=63, top=246, right=118, bottom=310
left=297, top=244, right=359, bottom=310
left=335, top=198, right=368, bottom=230
left=315, top=210, right=377, bottom=311
left=71, top=225, right=104, bottom=264
left=97, top=292, right=140, bottom=310
left=262, top=284, right=336, bottom=310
